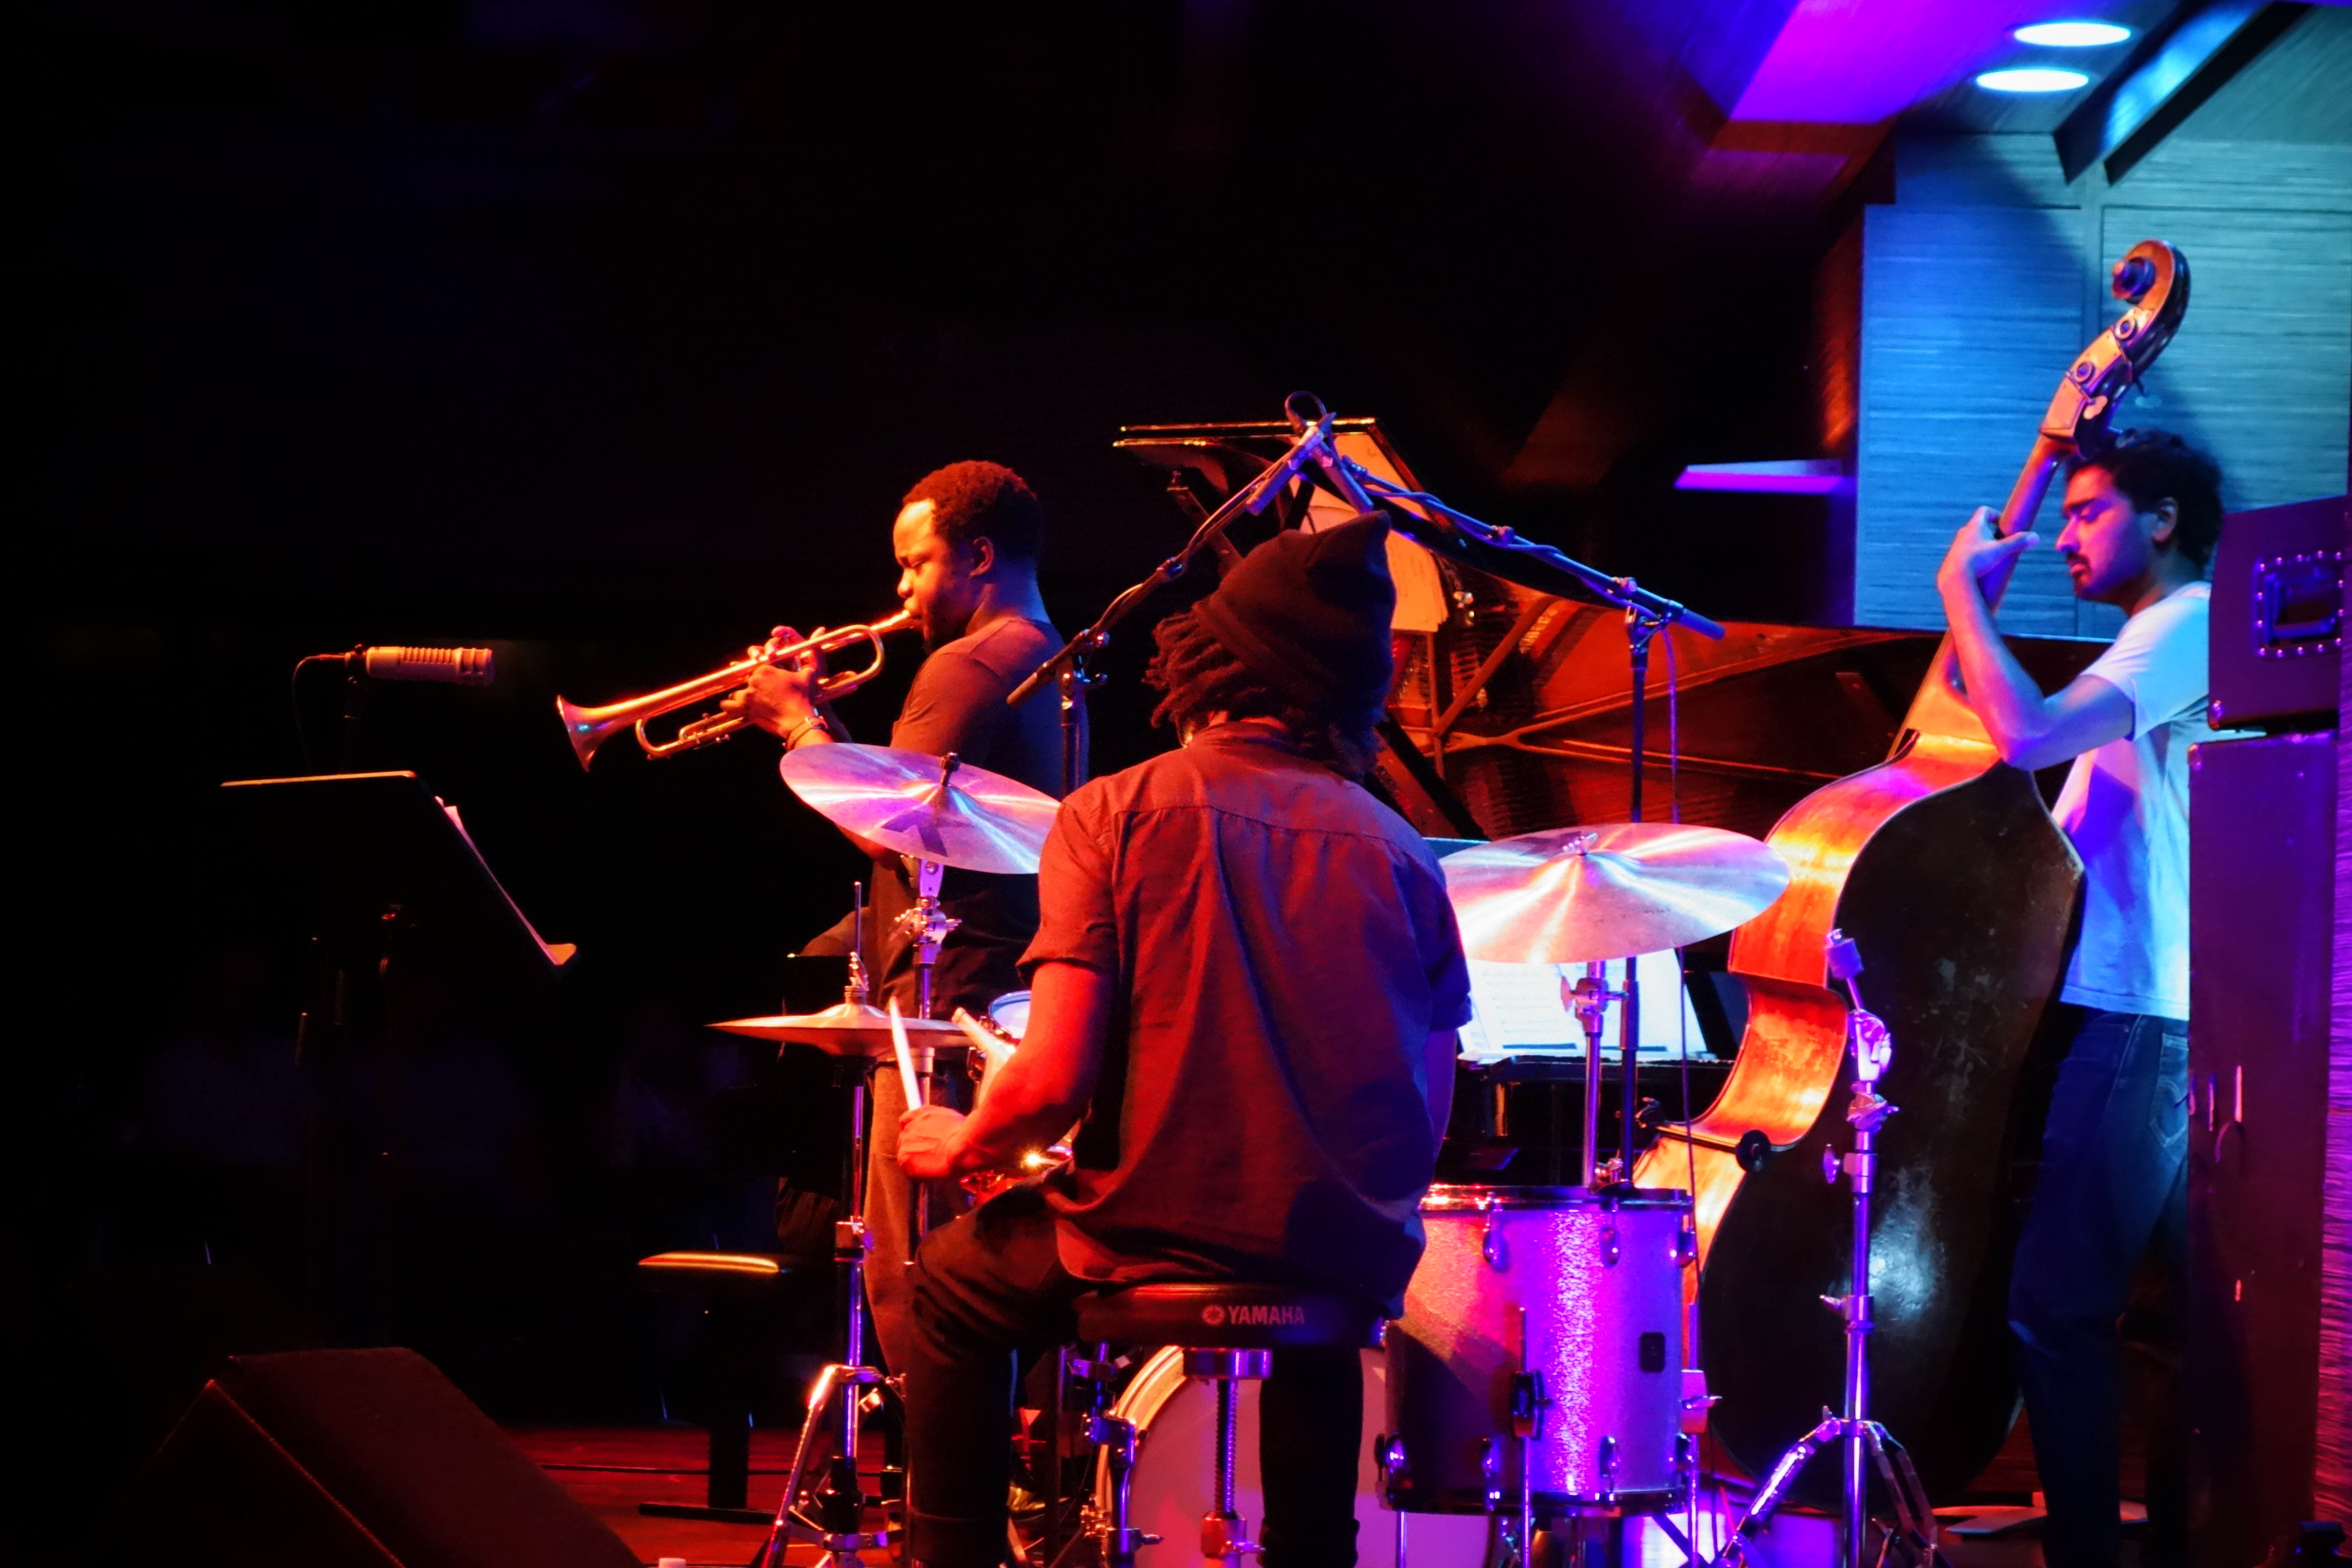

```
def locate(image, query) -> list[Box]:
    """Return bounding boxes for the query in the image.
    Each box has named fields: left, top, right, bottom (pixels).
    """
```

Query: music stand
left=220, top=770, right=573, bottom=992
left=219, top=771, right=573, bottom=1338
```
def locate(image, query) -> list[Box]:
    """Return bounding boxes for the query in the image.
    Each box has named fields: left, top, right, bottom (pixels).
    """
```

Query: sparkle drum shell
left=1386, top=1185, right=1691, bottom=1514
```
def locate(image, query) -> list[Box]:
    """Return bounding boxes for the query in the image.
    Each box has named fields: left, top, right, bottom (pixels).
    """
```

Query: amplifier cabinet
left=2186, top=731, right=2337, bottom=1564
left=2207, top=494, right=2346, bottom=734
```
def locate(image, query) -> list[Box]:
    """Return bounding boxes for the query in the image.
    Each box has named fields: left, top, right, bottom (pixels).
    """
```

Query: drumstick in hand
left=888, top=996, right=925, bottom=1109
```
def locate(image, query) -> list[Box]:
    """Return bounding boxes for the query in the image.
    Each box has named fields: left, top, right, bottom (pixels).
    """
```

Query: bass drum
left=1096, top=1347, right=1492, bottom=1568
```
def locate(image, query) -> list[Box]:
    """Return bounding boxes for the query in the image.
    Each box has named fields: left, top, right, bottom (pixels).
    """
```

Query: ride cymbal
left=779, top=743, right=1058, bottom=875
left=709, top=1001, right=967, bottom=1056
left=1442, top=822, right=1790, bottom=965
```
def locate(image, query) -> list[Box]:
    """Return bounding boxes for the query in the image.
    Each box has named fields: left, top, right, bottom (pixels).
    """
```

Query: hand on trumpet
left=718, top=626, right=833, bottom=743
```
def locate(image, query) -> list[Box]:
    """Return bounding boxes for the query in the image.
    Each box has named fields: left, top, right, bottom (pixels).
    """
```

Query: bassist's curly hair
left=2070, top=427, right=2224, bottom=571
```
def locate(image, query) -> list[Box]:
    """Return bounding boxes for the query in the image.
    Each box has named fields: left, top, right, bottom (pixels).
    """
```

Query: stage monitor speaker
left=89, top=1347, right=637, bottom=1568
left=2187, top=732, right=2338, bottom=1562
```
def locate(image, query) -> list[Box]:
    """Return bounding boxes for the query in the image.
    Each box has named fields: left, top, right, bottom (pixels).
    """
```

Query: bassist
left=1935, top=429, right=2225, bottom=1568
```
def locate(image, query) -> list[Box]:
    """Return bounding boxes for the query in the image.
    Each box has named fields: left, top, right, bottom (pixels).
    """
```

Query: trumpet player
left=720, top=459, right=1073, bottom=1369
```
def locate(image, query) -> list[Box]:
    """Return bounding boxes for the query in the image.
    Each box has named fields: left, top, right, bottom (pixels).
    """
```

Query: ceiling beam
left=2055, top=1, right=2312, bottom=185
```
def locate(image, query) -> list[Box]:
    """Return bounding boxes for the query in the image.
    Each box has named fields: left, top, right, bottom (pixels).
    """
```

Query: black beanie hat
left=1192, top=511, right=1397, bottom=719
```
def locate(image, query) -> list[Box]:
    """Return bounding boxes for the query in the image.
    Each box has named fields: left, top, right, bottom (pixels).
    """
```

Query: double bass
left=1632, top=241, right=2190, bottom=1496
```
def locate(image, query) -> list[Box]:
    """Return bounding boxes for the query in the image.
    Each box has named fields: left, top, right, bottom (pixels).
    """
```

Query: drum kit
left=702, top=738, right=1910, bottom=1568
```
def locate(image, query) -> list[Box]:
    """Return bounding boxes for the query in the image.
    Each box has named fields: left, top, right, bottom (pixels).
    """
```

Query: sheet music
left=1455, top=962, right=1578, bottom=1057
left=1454, top=952, right=1710, bottom=1063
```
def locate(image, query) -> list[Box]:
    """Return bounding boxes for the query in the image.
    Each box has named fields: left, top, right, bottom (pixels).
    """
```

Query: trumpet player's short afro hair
left=903, top=460, right=1045, bottom=564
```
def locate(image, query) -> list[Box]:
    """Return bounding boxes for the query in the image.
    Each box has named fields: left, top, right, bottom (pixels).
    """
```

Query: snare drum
left=952, top=992, right=1028, bottom=1088
left=986, top=989, right=1031, bottom=1039
left=1385, top=1185, right=1692, bottom=1516
left=954, top=992, right=1075, bottom=1197
left=1094, top=1347, right=1491, bottom=1568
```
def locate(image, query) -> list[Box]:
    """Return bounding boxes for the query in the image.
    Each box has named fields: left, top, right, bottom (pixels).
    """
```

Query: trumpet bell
left=555, top=695, right=630, bottom=770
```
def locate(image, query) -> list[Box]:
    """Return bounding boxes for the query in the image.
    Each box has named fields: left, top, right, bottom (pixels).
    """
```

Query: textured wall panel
left=2101, top=205, right=2352, bottom=517
left=1856, top=204, right=2086, bottom=632
left=1858, top=141, right=2352, bottom=639
left=1895, top=134, right=2073, bottom=208
left=2118, top=138, right=2352, bottom=214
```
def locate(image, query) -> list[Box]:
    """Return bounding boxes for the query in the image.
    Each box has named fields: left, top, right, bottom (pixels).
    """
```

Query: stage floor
left=512, top=1425, right=811, bottom=1567
left=514, top=1418, right=2141, bottom=1568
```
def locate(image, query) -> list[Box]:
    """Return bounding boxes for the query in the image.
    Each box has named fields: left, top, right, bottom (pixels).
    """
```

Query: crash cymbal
left=710, top=1001, right=967, bottom=1056
left=779, top=743, right=1058, bottom=875
left=1442, top=822, right=1790, bottom=965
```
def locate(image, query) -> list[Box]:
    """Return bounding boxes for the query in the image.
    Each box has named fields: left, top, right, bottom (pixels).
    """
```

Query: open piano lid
left=1116, top=417, right=2107, bottom=848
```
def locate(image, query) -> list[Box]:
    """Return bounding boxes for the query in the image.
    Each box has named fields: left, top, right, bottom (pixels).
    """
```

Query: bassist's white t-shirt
left=2051, top=582, right=2220, bottom=1021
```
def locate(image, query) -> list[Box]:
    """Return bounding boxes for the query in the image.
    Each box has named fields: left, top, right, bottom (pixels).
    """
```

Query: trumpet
left=555, top=609, right=916, bottom=769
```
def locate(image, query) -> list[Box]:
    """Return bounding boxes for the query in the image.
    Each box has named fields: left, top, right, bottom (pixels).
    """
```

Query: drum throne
left=1071, top=1283, right=1384, bottom=1567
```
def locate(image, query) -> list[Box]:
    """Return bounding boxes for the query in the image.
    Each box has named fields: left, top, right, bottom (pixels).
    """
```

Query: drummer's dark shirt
left=861, top=614, right=1066, bottom=1012
left=1020, top=720, right=1472, bottom=1312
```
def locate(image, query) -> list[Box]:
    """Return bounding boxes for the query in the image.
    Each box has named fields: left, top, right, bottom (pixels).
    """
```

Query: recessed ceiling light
left=1975, top=67, right=2093, bottom=92
left=2013, top=21, right=2133, bottom=47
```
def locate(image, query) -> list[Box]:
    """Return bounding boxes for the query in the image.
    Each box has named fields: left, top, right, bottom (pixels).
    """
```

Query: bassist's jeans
left=2009, top=1008, right=2188, bottom=1568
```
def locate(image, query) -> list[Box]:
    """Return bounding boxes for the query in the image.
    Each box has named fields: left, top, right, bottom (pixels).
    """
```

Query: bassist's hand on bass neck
left=1936, top=505, right=2039, bottom=606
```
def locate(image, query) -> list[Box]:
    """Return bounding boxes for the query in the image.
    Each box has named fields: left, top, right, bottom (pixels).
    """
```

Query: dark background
left=20, top=0, right=1854, bottom=1534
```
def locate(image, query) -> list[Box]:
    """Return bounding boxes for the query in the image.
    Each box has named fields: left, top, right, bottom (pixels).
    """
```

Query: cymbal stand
left=895, top=799, right=960, bottom=1247
left=899, top=848, right=960, bottom=1026
left=1566, top=958, right=1622, bottom=1189
left=1710, top=931, right=1938, bottom=1568
left=760, top=1043, right=898, bottom=1565
left=891, top=752, right=964, bottom=1023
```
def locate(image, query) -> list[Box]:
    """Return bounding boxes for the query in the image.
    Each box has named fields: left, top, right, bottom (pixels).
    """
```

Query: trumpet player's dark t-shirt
left=1020, top=720, right=1473, bottom=1313
left=862, top=613, right=1067, bottom=1014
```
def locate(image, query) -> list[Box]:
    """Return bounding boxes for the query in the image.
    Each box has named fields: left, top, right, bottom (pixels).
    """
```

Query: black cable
left=289, top=652, right=349, bottom=770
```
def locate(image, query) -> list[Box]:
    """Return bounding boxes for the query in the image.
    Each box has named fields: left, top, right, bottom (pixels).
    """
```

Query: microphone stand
left=1709, top=931, right=1939, bottom=1568
left=1055, top=665, right=1089, bottom=799
left=1007, top=392, right=1351, bottom=793
left=1316, top=455, right=1727, bottom=1186
left=1332, top=462, right=1727, bottom=645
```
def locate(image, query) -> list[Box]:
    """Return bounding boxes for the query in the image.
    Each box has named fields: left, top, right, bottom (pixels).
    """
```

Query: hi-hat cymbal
left=779, top=743, right=1058, bottom=875
left=710, top=1001, right=967, bottom=1056
left=1442, top=822, right=1791, bottom=965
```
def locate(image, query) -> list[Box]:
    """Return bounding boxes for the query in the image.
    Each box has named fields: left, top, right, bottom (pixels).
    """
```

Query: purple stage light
left=1675, top=459, right=1850, bottom=496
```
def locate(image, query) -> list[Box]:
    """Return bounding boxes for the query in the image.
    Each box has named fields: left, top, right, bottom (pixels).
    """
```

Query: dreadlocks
left=1145, top=605, right=1380, bottom=779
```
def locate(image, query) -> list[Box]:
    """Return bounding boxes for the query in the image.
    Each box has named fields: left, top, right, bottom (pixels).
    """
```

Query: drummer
left=721, top=459, right=1073, bottom=1366
left=896, top=513, right=1471, bottom=1568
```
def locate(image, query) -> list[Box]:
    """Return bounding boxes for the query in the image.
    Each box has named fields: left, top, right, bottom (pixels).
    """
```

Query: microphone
left=1243, top=395, right=1337, bottom=515
left=358, top=646, right=496, bottom=684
